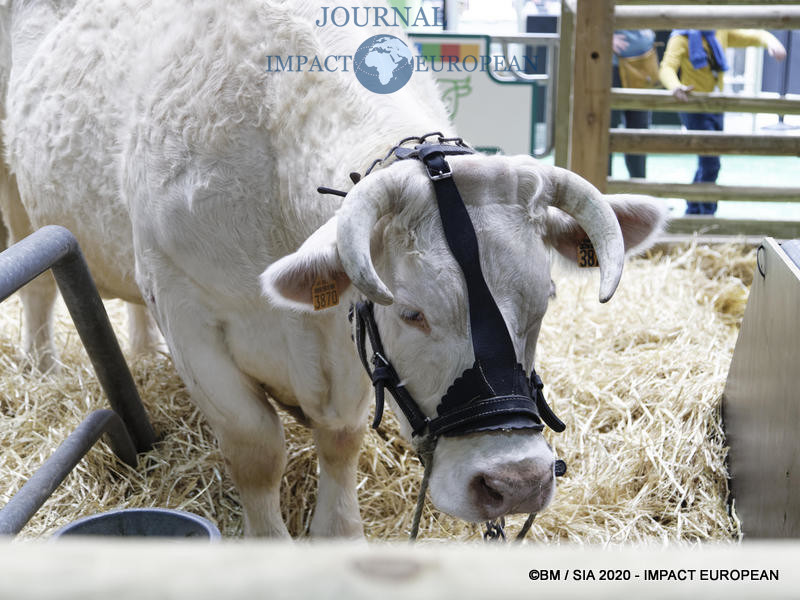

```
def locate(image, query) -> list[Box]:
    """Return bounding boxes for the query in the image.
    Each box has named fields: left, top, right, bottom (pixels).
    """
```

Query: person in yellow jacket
left=659, top=29, right=786, bottom=215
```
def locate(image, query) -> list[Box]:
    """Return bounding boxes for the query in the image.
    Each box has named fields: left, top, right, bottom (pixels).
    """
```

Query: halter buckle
left=428, top=165, right=452, bottom=181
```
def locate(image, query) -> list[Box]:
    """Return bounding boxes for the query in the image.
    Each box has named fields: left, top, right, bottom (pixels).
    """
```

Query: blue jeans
left=610, top=66, right=651, bottom=179
left=680, top=112, right=723, bottom=215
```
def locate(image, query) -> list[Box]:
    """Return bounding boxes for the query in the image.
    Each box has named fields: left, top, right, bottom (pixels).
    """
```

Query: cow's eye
left=400, top=308, right=430, bottom=333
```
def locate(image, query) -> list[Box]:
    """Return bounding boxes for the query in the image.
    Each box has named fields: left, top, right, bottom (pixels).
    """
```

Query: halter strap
left=351, top=302, right=430, bottom=436
left=419, top=146, right=518, bottom=388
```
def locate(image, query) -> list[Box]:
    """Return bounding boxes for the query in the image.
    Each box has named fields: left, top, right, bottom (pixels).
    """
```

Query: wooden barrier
left=568, top=0, right=615, bottom=191
left=615, top=5, right=800, bottom=29
left=554, top=0, right=576, bottom=169
left=666, top=217, right=800, bottom=237
left=559, top=0, right=800, bottom=238
left=609, top=129, right=800, bottom=156
left=617, top=0, right=799, bottom=4
left=611, top=88, right=800, bottom=115
left=606, top=180, right=800, bottom=203
left=724, top=239, right=800, bottom=537
left=0, top=540, right=798, bottom=598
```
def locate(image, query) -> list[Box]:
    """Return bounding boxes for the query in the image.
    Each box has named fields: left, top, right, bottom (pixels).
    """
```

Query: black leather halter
left=348, top=136, right=565, bottom=440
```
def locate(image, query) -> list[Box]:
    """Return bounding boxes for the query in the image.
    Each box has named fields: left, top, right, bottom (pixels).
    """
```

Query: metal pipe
left=487, top=33, right=558, bottom=157
left=0, top=225, right=156, bottom=451
left=492, top=33, right=560, bottom=46
left=0, top=409, right=137, bottom=536
left=540, top=37, right=558, bottom=157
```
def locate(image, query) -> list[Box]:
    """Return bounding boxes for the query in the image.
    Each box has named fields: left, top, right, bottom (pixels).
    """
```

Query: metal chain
left=364, top=132, right=468, bottom=177
left=483, top=518, right=507, bottom=542
left=483, top=513, right=538, bottom=543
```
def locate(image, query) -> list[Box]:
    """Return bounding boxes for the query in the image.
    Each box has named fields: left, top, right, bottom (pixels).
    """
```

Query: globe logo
left=353, top=34, right=414, bottom=94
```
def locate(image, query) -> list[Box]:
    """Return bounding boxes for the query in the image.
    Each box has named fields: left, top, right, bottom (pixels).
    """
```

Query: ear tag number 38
left=312, top=276, right=339, bottom=311
left=578, top=238, right=599, bottom=268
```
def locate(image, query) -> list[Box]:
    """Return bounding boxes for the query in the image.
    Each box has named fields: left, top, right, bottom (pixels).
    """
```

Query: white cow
left=3, top=0, right=667, bottom=537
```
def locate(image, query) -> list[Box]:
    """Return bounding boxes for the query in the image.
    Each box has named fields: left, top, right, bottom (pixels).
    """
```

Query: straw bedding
left=0, top=242, right=754, bottom=542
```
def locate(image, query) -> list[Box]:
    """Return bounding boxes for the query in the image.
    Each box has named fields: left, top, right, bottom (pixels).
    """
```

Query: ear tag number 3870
left=312, top=276, right=339, bottom=311
left=578, top=238, right=599, bottom=268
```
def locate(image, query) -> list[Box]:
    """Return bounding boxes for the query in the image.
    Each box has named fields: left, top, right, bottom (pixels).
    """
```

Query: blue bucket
left=52, top=508, right=221, bottom=540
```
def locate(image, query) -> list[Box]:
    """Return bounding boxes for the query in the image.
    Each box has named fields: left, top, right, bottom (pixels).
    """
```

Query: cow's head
left=262, top=154, right=666, bottom=522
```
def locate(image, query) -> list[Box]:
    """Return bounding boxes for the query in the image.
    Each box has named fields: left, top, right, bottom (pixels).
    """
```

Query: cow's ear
left=260, top=216, right=352, bottom=312
left=544, top=193, right=667, bottom=263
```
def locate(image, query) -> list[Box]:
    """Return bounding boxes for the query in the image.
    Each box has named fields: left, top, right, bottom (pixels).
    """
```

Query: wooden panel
left=653, top=233, right=765, bottom=249
left=615, top=5, right=800, bottom=29
left=610, top=88, right=800, bottom=115
left=569, top=0, right=614, bottom=191
left=0, top=540, right=799, bottom=598
left=724, top=238, right=800, bottom=537
left=668, top=217, right=800, bottom=239
left=617, top=0, right=800, bottom=4
left=609, top=129, right=800, bottom=156
left=607, top=179, right=800, bottom=203
left=554, top=0, right=575, bottom=169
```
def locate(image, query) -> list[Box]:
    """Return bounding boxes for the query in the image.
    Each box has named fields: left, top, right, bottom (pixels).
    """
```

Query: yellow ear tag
left=312, top=276, right=339, bottom=311
left=577, top=238, right=599, bottom=268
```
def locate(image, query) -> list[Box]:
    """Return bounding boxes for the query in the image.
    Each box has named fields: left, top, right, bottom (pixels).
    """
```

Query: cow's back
left=6, top=0, right=450, bottom=305
left=4, top=0, right=145, bottom=300
left=119, top=0, right=450, bottom=303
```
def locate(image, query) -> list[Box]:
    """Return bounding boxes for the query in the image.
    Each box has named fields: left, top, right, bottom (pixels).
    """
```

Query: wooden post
left=569, top=0, right=614, bottom=191
left=554, top=0, right=576, bottom=168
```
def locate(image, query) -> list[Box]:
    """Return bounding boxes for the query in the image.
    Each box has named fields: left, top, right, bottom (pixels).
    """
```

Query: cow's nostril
left=471, top=475, right=507, bottom=515
left=469, top=459, right=557, bottom=520
left=480, top=477, right=504, bottom=503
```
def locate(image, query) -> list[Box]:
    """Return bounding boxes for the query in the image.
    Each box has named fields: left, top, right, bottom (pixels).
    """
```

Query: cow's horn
left=550, top=166, right=625, bottom=303
left=336, top=172, right=395, bottom=305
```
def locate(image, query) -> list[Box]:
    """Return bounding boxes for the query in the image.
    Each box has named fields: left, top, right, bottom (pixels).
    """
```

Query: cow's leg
left=0, top=169, right=58, bottom=371
left=151, top=284, right=289, bottom=537
left=19, top=272, right=58, bottom=370
left=310, top=425, right=365, bottom=538
left=125, top=302, right=165, bottom=355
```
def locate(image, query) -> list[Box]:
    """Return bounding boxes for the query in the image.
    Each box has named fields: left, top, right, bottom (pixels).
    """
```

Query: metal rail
left=489, top=33, right=560, bottom=157
left=0, top=410, right=137, bottom=535
left=0, top=226, right=157, bottom=536
left=0, top=225, right=156, bottom=451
